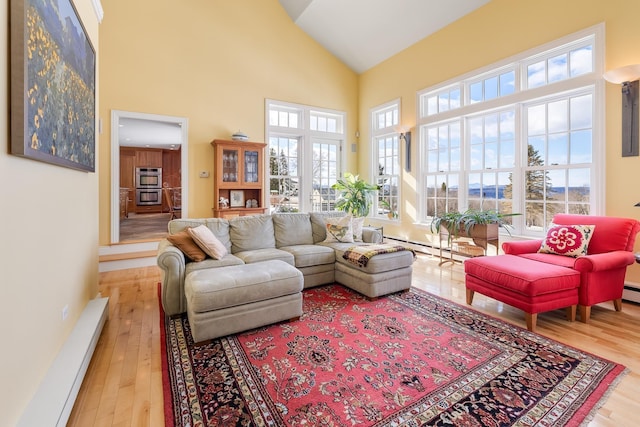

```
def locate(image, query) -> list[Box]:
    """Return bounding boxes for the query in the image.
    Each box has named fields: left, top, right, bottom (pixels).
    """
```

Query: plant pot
left=440, top=223, right=499, bottom=251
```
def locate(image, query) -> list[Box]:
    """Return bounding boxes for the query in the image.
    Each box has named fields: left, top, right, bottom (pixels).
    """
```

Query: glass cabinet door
left=244, top=150, right=259, bottom=183
left=222, top=148, right=239, bottom=183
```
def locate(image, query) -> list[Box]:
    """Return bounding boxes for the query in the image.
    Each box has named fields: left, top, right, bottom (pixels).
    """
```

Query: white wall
left=0, top=0, right=100, bottom=425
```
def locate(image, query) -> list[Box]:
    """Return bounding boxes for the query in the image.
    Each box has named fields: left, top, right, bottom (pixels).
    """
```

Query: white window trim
left=265, top=99, right=347, bottom=212
left=370, top=98, right=402, bottom=221
left=416, top=23, right=605, bottom=236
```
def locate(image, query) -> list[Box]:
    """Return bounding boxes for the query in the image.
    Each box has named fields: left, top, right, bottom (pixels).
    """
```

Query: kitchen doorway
left=110, top=110, right=189, bottom=243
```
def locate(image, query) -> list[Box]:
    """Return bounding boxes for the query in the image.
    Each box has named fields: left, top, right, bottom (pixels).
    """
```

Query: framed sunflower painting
left=10, top=0, right=96, bottom=172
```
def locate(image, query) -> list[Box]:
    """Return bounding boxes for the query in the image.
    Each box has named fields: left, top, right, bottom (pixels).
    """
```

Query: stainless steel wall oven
left=135, top=167, right=162, bottom=189
left=136, top=188, right=162, bottom=206
left=135, top=167, right=162, bottom=205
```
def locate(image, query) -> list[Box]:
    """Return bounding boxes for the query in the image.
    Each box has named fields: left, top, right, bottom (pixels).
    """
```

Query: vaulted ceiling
left=278, top=0, right=490, bottom=73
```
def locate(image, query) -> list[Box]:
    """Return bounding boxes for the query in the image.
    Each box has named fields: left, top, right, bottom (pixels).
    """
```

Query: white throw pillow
left=323, top=215, right=354, bottom=243
left=352, top=216, right=365, bottom=242
left=188, top=225, right=228, bottom=260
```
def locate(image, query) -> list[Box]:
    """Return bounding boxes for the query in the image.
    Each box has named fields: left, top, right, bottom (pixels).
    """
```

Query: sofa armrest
left=362, top=226, right=383, bottom=243
left=574, top=251, right=636, bottom=272
left=502, top=239, right=543, bottom=254
left=156, top=239, right=187, bottom=316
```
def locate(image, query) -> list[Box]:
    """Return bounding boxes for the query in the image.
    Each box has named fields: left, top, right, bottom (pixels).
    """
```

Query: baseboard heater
left=623, top=285, right=640, bottom=304
left=383, top=235, right=439, bottom=255
left=18, top=297, right=109, bottom=427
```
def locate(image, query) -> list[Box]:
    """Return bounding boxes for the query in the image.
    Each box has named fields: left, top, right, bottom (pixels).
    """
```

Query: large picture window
left=418, top=25, right=603, bottom=236
left=371, top=100, right=401, bottom=220
left=266, top=100, right=345, bottom=213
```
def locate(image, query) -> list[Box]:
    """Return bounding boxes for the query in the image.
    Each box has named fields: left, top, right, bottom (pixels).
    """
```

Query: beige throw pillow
left=188, top=225, right=228, bottom=260
left=167, top=230, right=207, bottom=262
left=352, top=216, right=365, bottom=242
left=323, top=215, right=354, bottom=243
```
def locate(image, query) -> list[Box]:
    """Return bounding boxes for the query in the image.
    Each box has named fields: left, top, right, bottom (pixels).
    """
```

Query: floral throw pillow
left=538, top=224, right=595, bottom=257
left=323, top=215, right=354, bottom=243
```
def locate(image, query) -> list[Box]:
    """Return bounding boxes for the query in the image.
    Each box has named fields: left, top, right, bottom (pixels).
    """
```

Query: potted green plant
left=379, top=199, right=398, bottom=219
left=430, top=209, right=519, bottom=246
left=332, top=172, right=379, bottom=217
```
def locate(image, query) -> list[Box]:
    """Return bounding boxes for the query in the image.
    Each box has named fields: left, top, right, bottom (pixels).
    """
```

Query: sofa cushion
left=538, top=224, right=594, bottom=257
left=185, top=260, right=303, bottom=313
left=204, top=218, right=233, bottom=253
left=517, top=252, right=578, bottom=268
left=464, top=254, right=580, bottom=296
left=233, top=248, right=295, bottom=265
left=229, top=214, right=276, bottom=253
left=185, top=254, right=245, bottom=275
left=280, top=244, right=335, bottom=268
left=310, top=211, right=346, bottom=243
left=188, top=225, right=228, bottom=260
left=272, top=213, right=314, bottom=247
left=323, top=215, right=355, bottom=243
left=167, top=230, right=207, bottom=262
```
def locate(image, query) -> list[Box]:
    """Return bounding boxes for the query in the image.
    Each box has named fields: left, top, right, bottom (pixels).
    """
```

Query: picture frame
left=10, top=0, right=96, bottom=172
left=229, top=190, right=245, bottom=208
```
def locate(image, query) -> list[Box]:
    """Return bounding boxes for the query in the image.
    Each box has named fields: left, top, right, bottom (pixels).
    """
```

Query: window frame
left=370, top=99, right=402, bottom=221
left=265, top=99, right=347, bottom=213
left=416, top=24, right=605, bottom=237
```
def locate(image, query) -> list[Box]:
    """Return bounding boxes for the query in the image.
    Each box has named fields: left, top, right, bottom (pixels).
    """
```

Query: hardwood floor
left=119, top=213, right=171, bottom=242
left=67, top=253, right=640, bottom=426
left=67, top=267, right=164, bottom=427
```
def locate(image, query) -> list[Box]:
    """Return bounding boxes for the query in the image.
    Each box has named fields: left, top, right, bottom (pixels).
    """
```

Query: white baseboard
left=98, top=242, right=159, bottom=272
left=18, top=297, right=109, bottom=427
left=99, top=256, right=157, bottom=272
left=623, top=282, right=640, bottom=304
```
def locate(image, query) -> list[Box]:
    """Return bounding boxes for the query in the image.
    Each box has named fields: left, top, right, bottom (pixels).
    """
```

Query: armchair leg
left=566, top=305, right=576, bottom=322
left=525, top=312, right=537, bottom=332
left=579, top=305, right=591, bottom=323
left=466, top=289, right=475, bottom=305
left=613, top=298, right=623, bottom=312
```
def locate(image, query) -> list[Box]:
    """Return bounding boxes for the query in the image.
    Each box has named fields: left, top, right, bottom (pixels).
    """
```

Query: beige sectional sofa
left=157, top=212, right=414, bottom=342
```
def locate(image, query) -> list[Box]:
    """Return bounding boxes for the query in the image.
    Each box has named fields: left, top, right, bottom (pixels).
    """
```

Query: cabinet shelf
left=211, top=139, right=267, bottom=219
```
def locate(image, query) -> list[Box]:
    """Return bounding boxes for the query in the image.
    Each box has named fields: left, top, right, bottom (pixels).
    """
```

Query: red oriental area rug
left=161, top=284, right=625, bottom=426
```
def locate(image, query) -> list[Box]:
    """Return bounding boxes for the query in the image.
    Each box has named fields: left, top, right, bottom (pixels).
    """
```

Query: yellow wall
left=97, top=0, right=359, bottom=243
left=0, top=0, right=100, bottom=424
left=4, top=1, right=640, bottom=423
left=359, top=0, right=640, bottom=283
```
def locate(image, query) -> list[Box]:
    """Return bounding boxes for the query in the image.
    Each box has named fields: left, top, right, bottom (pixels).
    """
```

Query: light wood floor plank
left=67, top=254, right=640, bottom=427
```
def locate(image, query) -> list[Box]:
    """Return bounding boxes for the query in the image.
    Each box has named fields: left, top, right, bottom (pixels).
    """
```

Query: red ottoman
left=464, top=254, right=580, bottom=332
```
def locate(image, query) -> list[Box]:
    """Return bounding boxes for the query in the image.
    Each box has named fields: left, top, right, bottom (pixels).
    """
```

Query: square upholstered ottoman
left=185, top=260, right=303, bottom=343
left=464, top=254, right=580, bottom=331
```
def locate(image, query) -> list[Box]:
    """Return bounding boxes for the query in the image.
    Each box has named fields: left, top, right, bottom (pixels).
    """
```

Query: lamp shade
left=603, top=64, right=640, bottom=84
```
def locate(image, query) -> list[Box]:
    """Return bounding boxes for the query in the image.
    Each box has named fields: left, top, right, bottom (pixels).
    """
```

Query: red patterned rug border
left=159, top=283, right=627, bottom=427
left=392, top=287, right=629, bottom=426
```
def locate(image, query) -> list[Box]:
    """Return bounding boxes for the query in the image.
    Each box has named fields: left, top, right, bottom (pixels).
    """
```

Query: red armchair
left=503, top=214, right=640, bottom=322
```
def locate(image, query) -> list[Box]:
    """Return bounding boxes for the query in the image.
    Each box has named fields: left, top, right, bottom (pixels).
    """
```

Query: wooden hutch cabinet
left=211, top=139, right=267, bottom=218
